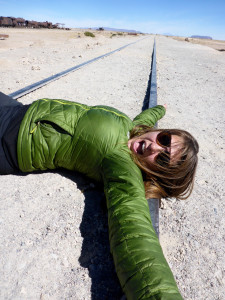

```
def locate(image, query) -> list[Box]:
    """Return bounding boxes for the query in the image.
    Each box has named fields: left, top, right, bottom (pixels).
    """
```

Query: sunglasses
left=155, top=131, right=171, bottom=166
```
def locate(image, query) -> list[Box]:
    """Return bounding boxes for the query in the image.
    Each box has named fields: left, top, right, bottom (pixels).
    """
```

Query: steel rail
left=8, top=37, right=148, bottom=99
left=147, top=39, right=160, bottom=237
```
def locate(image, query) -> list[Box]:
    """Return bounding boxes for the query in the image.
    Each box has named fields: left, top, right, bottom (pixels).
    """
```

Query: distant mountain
left=84, top=27, right=142, bottom=34
left=191, top=35, right=212, bottom=40
left=163, top=33, right=175, bottom=36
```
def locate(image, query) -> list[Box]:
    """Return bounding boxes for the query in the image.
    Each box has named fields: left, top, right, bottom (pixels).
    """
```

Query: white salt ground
left=157, top=36, right=225, bottom=300
left=0, top=29, right=224, bottom=299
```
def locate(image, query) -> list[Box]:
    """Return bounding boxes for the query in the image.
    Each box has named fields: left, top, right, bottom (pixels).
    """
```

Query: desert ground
left=0, top=28, right=224, bottom=299
left=171, top=35, right=225, bottom=51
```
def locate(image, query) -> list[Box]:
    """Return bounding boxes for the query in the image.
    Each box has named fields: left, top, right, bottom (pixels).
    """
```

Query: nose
left=150, top=142, right=164, bottom=153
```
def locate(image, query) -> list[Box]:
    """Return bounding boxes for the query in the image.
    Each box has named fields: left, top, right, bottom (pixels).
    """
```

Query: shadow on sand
left=59, top=169, right=123, bottom=300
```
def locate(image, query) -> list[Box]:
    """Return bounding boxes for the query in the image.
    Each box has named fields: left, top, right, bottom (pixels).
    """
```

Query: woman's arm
left=101, top=148, right=183, bottom=300
left=133, top=105, right=166, bottom=127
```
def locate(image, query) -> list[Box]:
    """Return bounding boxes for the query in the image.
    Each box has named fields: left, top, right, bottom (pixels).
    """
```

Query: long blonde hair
left=130, top=126, right=199, bottom=200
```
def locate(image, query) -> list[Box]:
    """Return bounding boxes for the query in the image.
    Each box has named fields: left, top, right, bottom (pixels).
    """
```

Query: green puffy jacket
left=17, top=98, right=183, bottom=299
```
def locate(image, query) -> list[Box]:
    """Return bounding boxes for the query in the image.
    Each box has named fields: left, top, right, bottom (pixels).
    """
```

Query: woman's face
left=128, top=131, right=183, bottom=167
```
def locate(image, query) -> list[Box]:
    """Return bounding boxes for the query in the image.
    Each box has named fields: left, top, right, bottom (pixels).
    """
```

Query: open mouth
left=133, top=141, right=145, bottom=155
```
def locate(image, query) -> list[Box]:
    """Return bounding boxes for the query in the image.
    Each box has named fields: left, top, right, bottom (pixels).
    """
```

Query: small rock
left=31, top=65, right=40, bottom=70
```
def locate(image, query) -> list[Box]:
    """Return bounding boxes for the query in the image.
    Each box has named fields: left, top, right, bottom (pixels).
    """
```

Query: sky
left=1, top=0, right=225, bottom=40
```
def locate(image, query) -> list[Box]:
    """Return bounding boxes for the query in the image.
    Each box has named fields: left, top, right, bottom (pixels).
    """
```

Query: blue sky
left=1, top=0, right=225, bottom=40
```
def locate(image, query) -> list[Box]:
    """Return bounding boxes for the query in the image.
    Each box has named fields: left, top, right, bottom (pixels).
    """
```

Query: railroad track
left=8, top=37, right=148, bottom=100
left=5, top=36, right=159, bottom=236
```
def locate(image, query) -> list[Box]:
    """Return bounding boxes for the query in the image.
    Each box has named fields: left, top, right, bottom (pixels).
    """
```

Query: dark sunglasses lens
left=156, top=152, right=170, bottom=166
left=157, top=132, right=171, bottom=147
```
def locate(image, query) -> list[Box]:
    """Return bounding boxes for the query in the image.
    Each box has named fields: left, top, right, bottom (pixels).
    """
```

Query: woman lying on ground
left=0, top=95, right=198, bottom=299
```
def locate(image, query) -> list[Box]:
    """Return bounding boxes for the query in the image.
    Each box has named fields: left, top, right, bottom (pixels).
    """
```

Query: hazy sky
left=1, top=0, right=225, bottom=40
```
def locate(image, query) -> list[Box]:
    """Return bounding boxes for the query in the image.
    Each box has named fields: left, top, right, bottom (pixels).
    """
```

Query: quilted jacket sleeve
left=101, top=148, right=183, bottom=300
left=133, top=105, right=166, bottom=127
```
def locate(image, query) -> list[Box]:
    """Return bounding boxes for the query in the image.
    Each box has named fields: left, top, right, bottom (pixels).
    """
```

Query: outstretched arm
left=133, top=105, right=166, bottom=128
left=101, top=148, right=183, bottom=300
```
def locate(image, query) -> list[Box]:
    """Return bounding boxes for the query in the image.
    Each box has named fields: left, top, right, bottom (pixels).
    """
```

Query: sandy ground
left=171, top=36, right=225, bottom=51
left=0, top=28, right=224, bottom=299
left=157, top=36, right=225, bottom=300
